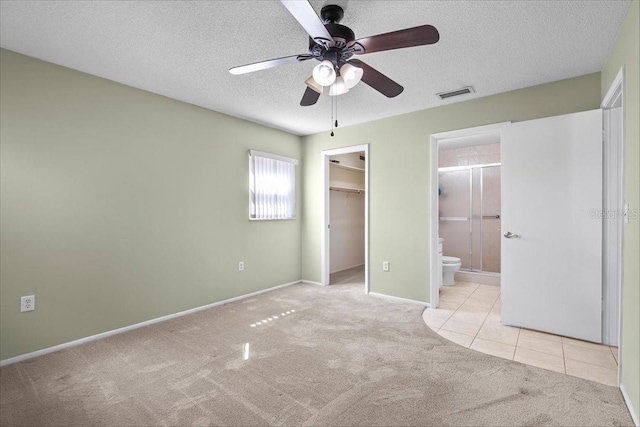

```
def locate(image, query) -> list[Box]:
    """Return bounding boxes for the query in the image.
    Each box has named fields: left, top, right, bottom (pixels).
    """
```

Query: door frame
left=601, top=66, right=625, bottom=379
left=321, top=144, right=369, bottom=292
left=430, top=123, right=509, bottom=307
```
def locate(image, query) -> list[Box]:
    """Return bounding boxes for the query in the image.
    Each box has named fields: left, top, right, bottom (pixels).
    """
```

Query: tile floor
left=423, top=281, right=619, bottom=387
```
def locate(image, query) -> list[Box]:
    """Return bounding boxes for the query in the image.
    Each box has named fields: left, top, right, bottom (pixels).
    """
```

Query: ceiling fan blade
left=280, top=0, right=334, bottom=46
left=355, top=25, right=439, bottom=54
left=349, top=59, right=403, bottom=98
left=300, top=87, right=321, bottom=106
left=229, top=54, right=311, bottom=75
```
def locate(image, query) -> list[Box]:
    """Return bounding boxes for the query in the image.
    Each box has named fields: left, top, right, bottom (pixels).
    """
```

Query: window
left=249, top=150, right=298, bottom=220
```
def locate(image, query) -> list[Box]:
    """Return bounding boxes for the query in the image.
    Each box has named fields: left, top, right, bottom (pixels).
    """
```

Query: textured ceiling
left=0, top=0, right=631, bottom=136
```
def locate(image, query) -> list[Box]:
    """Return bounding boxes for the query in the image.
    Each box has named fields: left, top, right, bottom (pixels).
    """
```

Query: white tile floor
left=423, top=281, right=619, bottom=387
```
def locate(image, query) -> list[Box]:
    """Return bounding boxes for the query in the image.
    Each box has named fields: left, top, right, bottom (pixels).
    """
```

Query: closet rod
left=330, top=186, right=364, bottom=194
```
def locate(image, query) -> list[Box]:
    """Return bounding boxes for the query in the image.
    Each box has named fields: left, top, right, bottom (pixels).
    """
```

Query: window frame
left=248, top=150, right=298, bottom=221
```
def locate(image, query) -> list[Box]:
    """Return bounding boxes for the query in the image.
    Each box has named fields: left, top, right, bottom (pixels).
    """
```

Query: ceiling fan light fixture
left=305, top=75, right=323, bottom=94
left=312, top=60, right=337, bottom=86
left=329, top=76, right=349, bottom=96
left=340, top=63, right=363, bottom=89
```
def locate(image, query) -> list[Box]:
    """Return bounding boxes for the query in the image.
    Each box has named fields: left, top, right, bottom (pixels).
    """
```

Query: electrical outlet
left=238, top=261, right=245, bottom=272
left=383, top=261, right=390, bottom=272
left=20, top=295, right=35, bottom=312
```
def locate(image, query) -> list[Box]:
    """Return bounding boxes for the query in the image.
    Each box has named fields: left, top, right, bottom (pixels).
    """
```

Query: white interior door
left=501, top=109, right=602, bottom=342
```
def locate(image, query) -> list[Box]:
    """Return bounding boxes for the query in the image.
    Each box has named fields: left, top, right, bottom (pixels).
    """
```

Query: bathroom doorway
left=430, top=123, right=509, bottom=308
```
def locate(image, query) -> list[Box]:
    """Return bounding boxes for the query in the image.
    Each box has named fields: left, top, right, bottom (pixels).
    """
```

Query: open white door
left=501, top=109, right=602, bottom=342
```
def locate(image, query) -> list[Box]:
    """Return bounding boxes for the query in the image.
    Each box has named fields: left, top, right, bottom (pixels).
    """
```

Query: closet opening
left=321, top=144, right=369, bottom=292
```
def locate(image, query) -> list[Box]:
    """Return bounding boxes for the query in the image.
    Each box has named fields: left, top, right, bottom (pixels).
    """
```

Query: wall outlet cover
left=20, top=295, right=35, bottom=312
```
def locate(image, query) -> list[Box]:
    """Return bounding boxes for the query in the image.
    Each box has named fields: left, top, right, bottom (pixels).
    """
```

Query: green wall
left=602, top=0, right=640, bottom=420
left=0, top=49, right=302, bottom=361
left=302, top=73, right=602, bottom=302
left=2, top=14, right=637, bottom=421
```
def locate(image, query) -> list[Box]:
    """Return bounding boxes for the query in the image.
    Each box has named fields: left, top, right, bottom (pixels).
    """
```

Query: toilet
left=442, top=256, right=462, bottom=286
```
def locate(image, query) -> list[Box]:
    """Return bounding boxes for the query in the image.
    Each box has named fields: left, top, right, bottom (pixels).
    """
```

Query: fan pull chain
left=330, top=93, right=335, bottom=137
left=330, top=94, right=339, bottom=137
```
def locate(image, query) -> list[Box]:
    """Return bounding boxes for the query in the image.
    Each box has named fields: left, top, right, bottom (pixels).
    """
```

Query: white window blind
left=249, top=150, right=298, bottom=220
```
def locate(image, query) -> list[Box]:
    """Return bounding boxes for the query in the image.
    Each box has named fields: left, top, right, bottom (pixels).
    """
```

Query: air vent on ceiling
left=436, top=86, right=475, bottom=100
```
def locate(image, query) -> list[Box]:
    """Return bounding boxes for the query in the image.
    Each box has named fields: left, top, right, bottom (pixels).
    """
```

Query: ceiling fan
left=229, top=1, right=440, bottom=106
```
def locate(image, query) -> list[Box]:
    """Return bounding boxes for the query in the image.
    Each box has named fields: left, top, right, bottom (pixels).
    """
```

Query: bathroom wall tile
left=562, top=344, right=618, bottom=370
left=565, top=359, right=618, bottom=387
left=561, top=337, right=612, bottom=353
left=438, top=150, right=455, bottom=168
left=438, top=329, right=474, bottom=348
left=519, top=328, right=562, bottom=343
left=440, top=318, right=482, bottom=337
left=514, top=347, right=565, bottom=374
left=439, top=144, right=500, bottom=169
left=476, top=322, right=520, bottom=346
left=517, top=334, right=563, bottom=357
left=470, top=338, right=515, bottom=360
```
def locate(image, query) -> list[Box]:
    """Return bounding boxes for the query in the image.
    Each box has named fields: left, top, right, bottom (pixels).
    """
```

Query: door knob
left=503, top=231, right=519, bottom=239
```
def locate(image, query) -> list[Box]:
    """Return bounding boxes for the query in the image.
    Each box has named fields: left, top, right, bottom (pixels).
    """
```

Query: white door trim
left=429, top=123, right=509, bottom=307
left=321, top=144, right=369, bottom=292
left=601, top=65, right=625, bottom=383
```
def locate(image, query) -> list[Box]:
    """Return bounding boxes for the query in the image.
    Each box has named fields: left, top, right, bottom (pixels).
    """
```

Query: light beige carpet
left=0, top=270, right=633, bottom=426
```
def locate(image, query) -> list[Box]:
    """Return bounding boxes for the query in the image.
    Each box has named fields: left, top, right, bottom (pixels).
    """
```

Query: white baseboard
left=621, top=383, right=639, bottom=426
left=368, top=291, right=430, bottom=307
left=301, top=280, right=323, bottom=286
left=0, top=280, right=301, bottom=367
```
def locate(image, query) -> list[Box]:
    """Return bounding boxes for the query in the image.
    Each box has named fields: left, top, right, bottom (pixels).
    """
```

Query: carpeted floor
left=0, top=268, right=633, bottom=426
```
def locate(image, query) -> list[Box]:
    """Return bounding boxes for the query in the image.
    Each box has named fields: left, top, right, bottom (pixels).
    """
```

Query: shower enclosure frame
left=438, top=162, right=501, bottom=273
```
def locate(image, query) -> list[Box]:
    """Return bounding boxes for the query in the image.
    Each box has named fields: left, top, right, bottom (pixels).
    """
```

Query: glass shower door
left=481, top=166, right=501, bottom=272
left=438, top=169, right=471, bottom=269
left=438, top=164, right=501, bottom=273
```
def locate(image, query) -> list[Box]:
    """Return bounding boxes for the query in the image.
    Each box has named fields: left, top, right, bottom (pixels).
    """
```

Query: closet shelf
left=329, top=162, right=365, bottom=172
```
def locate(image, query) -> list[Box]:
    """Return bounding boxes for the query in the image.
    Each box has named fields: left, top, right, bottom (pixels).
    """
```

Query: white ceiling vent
left=436, top=86, right=475, bottom=100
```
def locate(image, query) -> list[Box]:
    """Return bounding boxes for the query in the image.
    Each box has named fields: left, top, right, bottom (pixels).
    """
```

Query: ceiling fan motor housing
left=308, top=5, right=359, bottom=70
